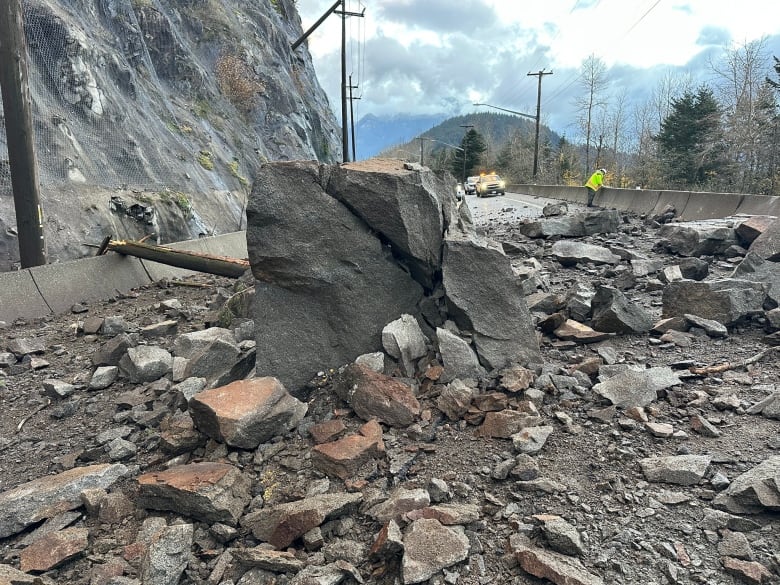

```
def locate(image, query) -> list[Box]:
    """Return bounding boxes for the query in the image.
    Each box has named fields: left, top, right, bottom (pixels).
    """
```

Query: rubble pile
left=0, top=169, right=779, bottom=585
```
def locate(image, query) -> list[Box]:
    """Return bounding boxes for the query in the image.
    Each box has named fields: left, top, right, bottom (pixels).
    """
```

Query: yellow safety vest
left=585, top=171, right=604, bottom=191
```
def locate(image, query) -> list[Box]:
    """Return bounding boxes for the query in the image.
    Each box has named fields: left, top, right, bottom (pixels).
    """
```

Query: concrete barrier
left=650, top=191, right=692, bottom=219
left=0, top=270, right=50, bottom=323
left=736, top=194, right=780, bottom=217
left=0, top=231, right=248, bottom=323
left=681, top=191, right=743, bottom=221
left=593, top=188, right=660, bottom=214
left=30, top=254, right=153, bottom=315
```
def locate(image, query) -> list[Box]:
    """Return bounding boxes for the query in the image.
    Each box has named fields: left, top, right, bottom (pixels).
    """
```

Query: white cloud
left=295, top=0, right=780, bottom=137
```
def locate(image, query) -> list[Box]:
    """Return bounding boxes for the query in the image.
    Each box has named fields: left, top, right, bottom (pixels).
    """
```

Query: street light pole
left=474, top=77, right=551, bottom=181
left=459, top=124, right=473, bottom=183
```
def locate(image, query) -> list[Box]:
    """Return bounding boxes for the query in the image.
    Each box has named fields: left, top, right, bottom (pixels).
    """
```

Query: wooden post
left=0, top=0, right=47, bottom=267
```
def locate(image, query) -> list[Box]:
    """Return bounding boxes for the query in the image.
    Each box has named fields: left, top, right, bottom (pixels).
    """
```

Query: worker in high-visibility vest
left=584, top=168, right=606, bottom=207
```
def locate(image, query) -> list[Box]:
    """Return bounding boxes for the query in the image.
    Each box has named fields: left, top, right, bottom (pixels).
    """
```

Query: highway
left=463, top=190, right=581, bottom=223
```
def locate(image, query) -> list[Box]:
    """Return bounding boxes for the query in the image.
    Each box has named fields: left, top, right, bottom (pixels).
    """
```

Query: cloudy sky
left=295, top=0, right=780, bottom=139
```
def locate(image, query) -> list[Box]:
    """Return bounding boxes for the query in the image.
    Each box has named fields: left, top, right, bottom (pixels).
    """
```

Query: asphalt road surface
left=464, top=190, right=582, bottom=224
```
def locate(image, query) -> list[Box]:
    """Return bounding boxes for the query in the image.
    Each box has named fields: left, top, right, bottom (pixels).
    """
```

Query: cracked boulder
left=247, top=159, right=539, bottom=388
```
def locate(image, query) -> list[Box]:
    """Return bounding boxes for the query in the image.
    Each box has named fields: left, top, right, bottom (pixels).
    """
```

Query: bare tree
left=709, top=38, right=774, bottom=192
left=573, top=54, right=608, bottom=173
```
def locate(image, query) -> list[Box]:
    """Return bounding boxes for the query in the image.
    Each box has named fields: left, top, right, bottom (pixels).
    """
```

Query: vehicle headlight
left=499, top=181, right=505, bottom=188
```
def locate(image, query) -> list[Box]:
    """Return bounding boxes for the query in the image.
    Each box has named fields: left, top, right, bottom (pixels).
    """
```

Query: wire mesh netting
left=0, top=0, right=203, bottom=197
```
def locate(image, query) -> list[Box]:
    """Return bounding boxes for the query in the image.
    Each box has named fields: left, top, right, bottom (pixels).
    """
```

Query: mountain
left=355, top=113, right=448, bottom=160
left=0, top=0, right=340, bottom=269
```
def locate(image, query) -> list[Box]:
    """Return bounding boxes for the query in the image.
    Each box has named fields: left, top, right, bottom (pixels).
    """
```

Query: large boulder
left=442, top=237, right=540, bottom=370
left=656, top=221, right=739, bottom=257
left=662, top=279, right=768, bottom=325
left=247, top=160, right=425, bottom=389
left=327, top=160, right=456, bottom=288
left=731, top=252, right=780, bottom=308
left=748, top=217, right=780, bottom=260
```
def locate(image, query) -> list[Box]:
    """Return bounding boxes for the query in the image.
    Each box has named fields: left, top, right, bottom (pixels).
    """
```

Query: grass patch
left=198, top=150, right=214, bottom=171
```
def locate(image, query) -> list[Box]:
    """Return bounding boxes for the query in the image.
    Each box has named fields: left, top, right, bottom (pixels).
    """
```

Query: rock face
left=247, top=159, right=540, bottom=389
left=0, top=0, right=340, bottom=269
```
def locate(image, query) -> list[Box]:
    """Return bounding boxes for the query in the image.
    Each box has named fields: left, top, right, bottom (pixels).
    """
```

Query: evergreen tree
left=656, top=86, right=723, bottom=188
left=451, top=129, right=487, bottom=181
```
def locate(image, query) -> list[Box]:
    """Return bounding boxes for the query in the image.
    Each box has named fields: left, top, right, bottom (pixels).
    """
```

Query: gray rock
left=747, top=391, right=780, bottom=419
left=662, top=279, right=767, bottom=325
left=539, top=516, right=586, bottom=556
left=657, top=221, right=739, bottom=257
left=590, top=285, right=653, bottom=334
left=679, top=256, right=710, bottom=280
left=173, top=328, right=235, bottom=359
left=0, top=464, right=128, bottom=538
left=119, top=345, right=173, bottom=383
left=140, top=523, right=194, bottom=585
left=401, top=519, right=470, bottom=585
left=519, top=215, right=586, bottom=238
left=382, top=314, right=428, bottom=377
left=631, top=258, right=663, bottom=277
left=731, top=252, right=780, bottom=307
left=511, top=425, right=554, bottom=455
left=89, top=366, right=119, bottom=390
left=551, top=240, right=620, bottom=266
left=248, top=160, right=425, bottom=390
left=639, top=455, right=712, bottom=485
left=436, top=379, right=474, bottom=421
left=684, top=314, right=728, bottom=337
left=355, top=352, right=386, bottom=373
left=7, top=337, right=46, bottom=357
left=41, top=379, right=77, bottom=399
left=442, top=238, right=540, bottom=369
left=748, top=216, right=780, bottom=260
left=436, top=327, right=486, bottom=383
left=105, top=438, right=137, bottom=461
left=92, top=333, right=135, bottom=367
left=593, top=366, right=681, bottom=407
left=712, top=456, right=780, bottom=513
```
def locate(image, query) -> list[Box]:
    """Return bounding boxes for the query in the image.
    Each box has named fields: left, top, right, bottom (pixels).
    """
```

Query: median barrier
left=30, top=254, right=152, bottom=315
left=0, top=270, right=50, bottom=323
left=681, top=191, right=742, bottom=221
left=0, top=231, right=249, bottom=323
left=736, top=194, right=780, bottom=217
left=650, top=191, right=692, bottom=219
left=593, top=188, right=656, bottom=212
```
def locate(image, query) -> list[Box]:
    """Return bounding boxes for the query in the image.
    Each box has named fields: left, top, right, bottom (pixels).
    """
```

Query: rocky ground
left=0, top=196, right=779, bottom=585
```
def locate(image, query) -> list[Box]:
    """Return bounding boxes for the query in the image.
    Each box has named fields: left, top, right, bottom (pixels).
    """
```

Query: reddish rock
left=721, top=556, right=772, bottom=584
left=508, top=534, right=604, bottom=585
left=137, top=462, right=251, bottom=525
left=242, top=492, right=363, bottom=549
left=308, top=419, right=346, bottom=444
left=189, top=377, right=307, bottom=448
left=334, top=363, right=420, bottom=427
left=473, top=392, right=508, bottom=412
left=736, top=216, right=776, bottom=246
left=311, top=420, right=385, bottom=480
left=500, top=366, right=535, bottom=392
left=476, top=410, right=541, bottom=438
left=554, top=319, right=615, bottom=343
left=20, top=527, right=89, bottom=572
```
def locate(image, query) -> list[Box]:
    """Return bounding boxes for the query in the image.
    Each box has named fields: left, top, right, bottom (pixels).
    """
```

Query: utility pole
left=291, top=1, right=363, bottom=164
left=335, top=2, right=364, bottom=163
left=348, top=74, right=359, bottom=161
left=527, top=69, right=553, bottom=180
left=459, top=124, right=474, bottom=183
left=0, top=0, right=46, bottom=267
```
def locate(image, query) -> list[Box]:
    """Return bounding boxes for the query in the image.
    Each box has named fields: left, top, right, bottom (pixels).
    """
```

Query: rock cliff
left=0, top=0, right=341, bottom=270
